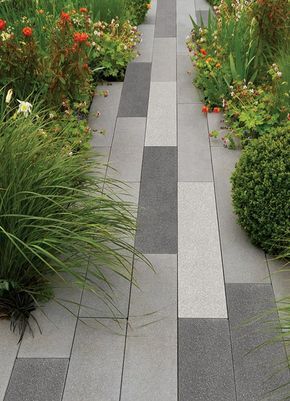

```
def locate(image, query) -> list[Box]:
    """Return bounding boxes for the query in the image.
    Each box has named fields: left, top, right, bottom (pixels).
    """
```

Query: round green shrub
left=231, top=124, right=290, bottom=254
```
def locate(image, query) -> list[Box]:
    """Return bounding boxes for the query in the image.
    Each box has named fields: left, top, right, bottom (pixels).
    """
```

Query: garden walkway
left=1, top=1, right=290, bottom=400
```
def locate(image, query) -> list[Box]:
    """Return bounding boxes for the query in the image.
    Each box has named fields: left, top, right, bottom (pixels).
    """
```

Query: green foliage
left=125, top=0, right=151, bottom=25
left=231, top=125, right=290, bottom=254
left=0, top=110, right=148, bottom=337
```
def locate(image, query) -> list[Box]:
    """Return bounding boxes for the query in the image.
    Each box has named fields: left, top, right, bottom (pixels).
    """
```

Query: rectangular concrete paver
left=144, top=0, right=157, bottom=25
left=155, top=0, right=176, bottom=38
left=178, top=182, right=227, bottom=318
left=178, top=103, right=212, bottom=181
left=118, top=62, right=151, bottom=117
left=108, top=118, right=146, bottom=182
left=134, top=24, right=155, bottom=63
left=135, top=147, right=177, bottom=254
left=63, top=319, right=126, bottom=401
left=227, top=284, right=290, bottom=401
left=211, top=147, right=269, bottom=283
left=89, top=83, right=123, bottom=147
left=19, top=283, right=81, bottom=358
left=179, top=318, right=236, bottom=401
left=146, top=82, right=177, bottom=146
left=151, top=38, right=176, bottom=82
left=4, top=359, right=68, bottom=401
left=177, top=0, right=196, bottom=54
left=207, top=112, right=226, bottom=147
left=177, top=55, right=201, bottom=103
left=121, top=254, right=177, bottom=401
left=0, top=322, right=19, bottom=401
left=195, top=0, right=211, bottom=10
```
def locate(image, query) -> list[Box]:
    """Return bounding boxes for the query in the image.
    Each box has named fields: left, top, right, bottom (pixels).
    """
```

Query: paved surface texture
left=1, top=1, right=289, bottom=400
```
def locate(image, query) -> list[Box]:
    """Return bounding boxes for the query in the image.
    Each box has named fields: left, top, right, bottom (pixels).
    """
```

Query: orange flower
left=213, top=107, right=221, bottom=113
left=0, top=19, right=7, bottom=31
left=37, top=9, right=45, bottom=14
left=202, top=105, right=209, bottom=113
left=83, top=63, right=89, bottom=70
left=80, top=7, right=88, bottom=13
left=74, top=32, right=89, bottom=42
left=205, top=57, right=212, bottom=64
left=61, top=12, right=70, bottom=21
left=146, top=3, right=152, bottom=9
left=22, top=27, right=33, bottom=37
left=200, top=48, right=207, bottom=56
left=215, top=62, right=221, bottom=68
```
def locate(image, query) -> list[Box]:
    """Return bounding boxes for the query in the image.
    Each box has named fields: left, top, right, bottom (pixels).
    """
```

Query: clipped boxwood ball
left=231, top=124, right=290, bottom=255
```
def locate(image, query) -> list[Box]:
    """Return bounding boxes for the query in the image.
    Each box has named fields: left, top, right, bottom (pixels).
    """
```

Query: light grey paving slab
left=178, top=103, right=212, bottom=181
left=177, top=55, right=201, bottom=103
left=90, top=146, right=110, bottom=178
left=122, top=254, right=177, bottom=401
left=267, top=256, right=290, bottom=300
left=118, top=62, right=151, bottom=117
left=19, top=281, right=81, bottom=358
left=227, top=284, right=290, bottom=401
left=179, top=318, right=236, bottom=401
left=177, top=0, right=196, bottom=54
left=196, top=9, right=211, bottom=26
left=89, top=83, right=123, bottom=147
left=108, top=118, right=146, bottom=182
left=211, top=147, right=270, bottom=283
left=134, top=25, right=155, bottom=63
left=0, top=322, right=19, bottom=401
left=135, top=147, right=177, bottom=254
left=155, top=0, right=176, bottom=38
left=207, top=111, right=227, bottom=147
left=144, top=0, right=157, bottom=25
left=4, top=358, right=68, bottom=401
left=195, top=0, right=211, bottom=10
left=151, top=38, right=176, bottom=82
left=146, top=82, right=177, bottom=146
left=178, top=182, right=227, bottom=318
left=62, top=319, right=126, bottom=401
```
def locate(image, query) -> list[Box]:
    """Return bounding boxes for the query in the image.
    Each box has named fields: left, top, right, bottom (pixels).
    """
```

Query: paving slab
left=211, top=147, right=270, bottom=283
left=267, top=256, right=290, bottom=300
left=135, top=147, right=177, bottom=254
left=178, top=182, right=227, bottom=318
left=134, top=24, right=155, bottom=63
left=227, top=284, right=290, bottom=401
left=195, top=0, right=211, bottom=10
left=151, top=38, right=176, bottom=82
left=146, top=82, right=177, bottom=146
left=4, top=358, right=68, bottom=401
left=144, top=0, right=157, bottom=25
left=196, top=9, right=211, bottom=26
left=118, top=62, right=151, bottom=117
left=0, top=322, right=19, bottom=401
left=122, top=254, right=177, bottom=401
left=89, top=83, right=123, bottom=147
left=207, top=111, right=227, bottom=147
left=19, top=281, right=81, bottom=358
left=108, top=118, right=146, bottom=182
left=155, top=0, right=176, bottom=38
left=177, top=0, right=196, bottom=54
left=179, top=318, right=236, bottom=401
left=63, top=319, right=126, bottom=401
left=177, top=55, right=201, bottom=103
left=178, top=103, right=212, bottom=181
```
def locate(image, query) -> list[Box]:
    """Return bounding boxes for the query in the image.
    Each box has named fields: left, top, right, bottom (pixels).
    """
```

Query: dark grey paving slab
left=135, top=147, right=177, bottom=254
left=177, top=55, right=201, bottom=103
left=178, top=104, right=212, bottom=181
left=211, top=147, right=270, bottom=283
left=0, top=322, right=19, bottom=401
left=121, top=254, right=177, bottom=401
left=4, top=358, right=68, bottom=401
left=227, top=284, right=290, bottom=401
left=89, top=83, right=123, bottom=147
left=155, top=0, right=176, bottom=38
left=179, top=318, right=236, bottom=401
left=63, top=319, right=126, bottom=401
left=118, top=63, right=151, bottom=118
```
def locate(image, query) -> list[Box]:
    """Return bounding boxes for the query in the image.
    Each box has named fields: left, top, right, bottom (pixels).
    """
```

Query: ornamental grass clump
left=0, top=110, right=146, bottom=339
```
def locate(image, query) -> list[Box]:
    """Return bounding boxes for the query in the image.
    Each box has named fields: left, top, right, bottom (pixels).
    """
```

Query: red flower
left=74, top=32, right=89, bottom=42
left=213, top=107, right=221, bottom=113
left=80, top=7, right=88, bottom=13
left=61, top=12, right=70, bottom=21
left=0, top=19, right=6, bottom=31
left=22, top=27, right=33, bottom=37
left=202, top=105, right=209, bottom=113
left=83, top=63, right=89, bottom=70
left=200, top=48, right=207, bottom=56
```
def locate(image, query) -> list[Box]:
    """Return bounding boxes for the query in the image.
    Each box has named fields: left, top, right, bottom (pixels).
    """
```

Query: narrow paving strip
left=1, top=1, right=290, bottom=401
